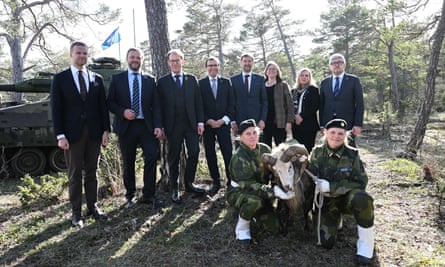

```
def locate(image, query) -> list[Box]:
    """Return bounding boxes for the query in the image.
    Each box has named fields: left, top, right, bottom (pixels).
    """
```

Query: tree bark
left=403, top=1, right=445, bottom=158
left=144, top=0, right=171, bottom=78
left=144, top=0, right=172, bottom=187
left=388, top=40, right=400, bottom=114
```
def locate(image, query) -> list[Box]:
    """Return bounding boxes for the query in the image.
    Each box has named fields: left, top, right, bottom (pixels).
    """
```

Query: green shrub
left=17, top=173, right=67, bottom=209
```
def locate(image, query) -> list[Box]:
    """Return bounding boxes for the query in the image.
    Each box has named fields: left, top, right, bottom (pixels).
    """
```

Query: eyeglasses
left=330, top=61, right=344, bottom=66
left=207, top=64, right=219, bottom=67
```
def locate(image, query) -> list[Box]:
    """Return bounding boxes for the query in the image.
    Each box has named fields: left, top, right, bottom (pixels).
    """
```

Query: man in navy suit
left=107, top=48, right=164, bottom=209
left=199, top=57, right=235, bottom=193
left=230, top=53, right=267, bottom=133
left=157, top=49, right=205, bottom=204
left=50, top=41, right=110, bottom=227
left=319, top=53, right=364, bottom=146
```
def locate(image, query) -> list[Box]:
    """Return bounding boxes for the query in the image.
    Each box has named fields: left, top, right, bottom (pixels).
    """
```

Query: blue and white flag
left=101, top=27, right=121, bottom=50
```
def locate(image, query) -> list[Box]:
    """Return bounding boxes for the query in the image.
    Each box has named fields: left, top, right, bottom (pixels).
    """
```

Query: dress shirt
left=332, top=72, right=345, bottom=93
left=128, top=70, right=143, bottom=119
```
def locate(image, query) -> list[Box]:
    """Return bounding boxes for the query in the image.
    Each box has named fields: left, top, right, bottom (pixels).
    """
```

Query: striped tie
left=333, top=77, right=340, bottom=97
left=132, top=73, right=140, bottom=116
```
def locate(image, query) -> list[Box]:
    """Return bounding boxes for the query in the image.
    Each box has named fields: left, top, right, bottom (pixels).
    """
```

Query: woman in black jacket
left=291, top=67, right=320, bottom=152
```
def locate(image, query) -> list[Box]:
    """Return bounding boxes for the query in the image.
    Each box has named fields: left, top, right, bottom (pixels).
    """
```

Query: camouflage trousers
left=315, top=189, right=374, bottom=249
left=227, top=188, right=281, bottom=234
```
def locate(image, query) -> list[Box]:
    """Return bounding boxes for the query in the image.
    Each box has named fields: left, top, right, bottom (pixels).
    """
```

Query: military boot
left=356, top=225, right=374, bottom=265
left=235, top=215, right=251, bottom=242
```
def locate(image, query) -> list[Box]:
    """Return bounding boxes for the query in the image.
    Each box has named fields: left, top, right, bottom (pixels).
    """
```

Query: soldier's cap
left=238, top=119, right=256, bottom=135
left=325, top=118, right=347, bottom=130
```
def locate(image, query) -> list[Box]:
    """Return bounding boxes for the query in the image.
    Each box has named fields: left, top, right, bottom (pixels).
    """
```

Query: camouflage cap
left=325, top=118, right=347, bottom=130
left=238, top=119, right=256, bottom=135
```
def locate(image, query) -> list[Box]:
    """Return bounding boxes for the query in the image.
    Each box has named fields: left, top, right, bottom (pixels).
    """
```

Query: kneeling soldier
left=227, top=119, right=294, bottom=244
left=308, top=119, right=374, bottom=265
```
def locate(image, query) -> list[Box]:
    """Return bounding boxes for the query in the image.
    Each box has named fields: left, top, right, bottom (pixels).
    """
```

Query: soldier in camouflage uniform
left=308, top=118, right=374, bottom=265
left=227, top=119, right=295, bottom=244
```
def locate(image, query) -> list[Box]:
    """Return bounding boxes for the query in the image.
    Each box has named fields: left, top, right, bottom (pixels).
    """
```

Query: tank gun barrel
left=0, top=78, right=52, bottom=93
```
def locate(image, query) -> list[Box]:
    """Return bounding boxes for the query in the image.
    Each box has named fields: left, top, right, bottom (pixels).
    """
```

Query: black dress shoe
left=236, top=239, right=252, bottom=246
left=355, top=255, right=372, bottom=265
left=208, top=184, right=221, bottom=194
left=171, top=191, right=182, bottom=204
left=185, top=183, right=206, bottom=194
left=126, top=198, right=136, bottom=209
left=87, top=207, right=108, bottom=220
left=139, top=196, right=165, bottom=208
left=71, top=215, right=84, bottom=228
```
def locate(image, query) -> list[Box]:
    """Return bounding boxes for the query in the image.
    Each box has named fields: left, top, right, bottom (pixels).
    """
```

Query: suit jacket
left=107, top=71, right=162, bottom=136
left=50, top=68, right=110, bottom=144
left=199, top=76, right=235, bottom=123
left=157, top=73, right=204, bottom=135
left=230, top=72, right=267, bottom=124
left=270, top=81, right=294, bottom=128
left=319, top=73, right=364, bottom=129
left=291, top=85, right=320, bottom=131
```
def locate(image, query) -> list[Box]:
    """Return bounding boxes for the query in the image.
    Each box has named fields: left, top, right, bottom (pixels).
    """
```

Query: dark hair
left=70, top=41, right=87, bottom=52
left=126, top=48, right=144, bottom=59
left=167, top=49, right=184, bottom=60
left=205, top=56, right=220, bottom=67
left=240, top=53, right=254, bottom=61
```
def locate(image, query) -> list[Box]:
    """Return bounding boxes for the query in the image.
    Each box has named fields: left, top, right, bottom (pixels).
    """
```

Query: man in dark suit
left=230, top=53, right=267, bottom=133
left=199, top=56, right=235, bottom=193
left=319, top=53, right=364, bottom=146
left=50, top=41, right=110, bottom=227
left=107, top=48, right=164, bottom=209
left=157, top=49, right=205, bottom=204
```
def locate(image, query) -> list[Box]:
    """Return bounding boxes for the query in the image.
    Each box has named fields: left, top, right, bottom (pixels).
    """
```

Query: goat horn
left=262, top=153, right=277, bottom=166
left=280, top=144, right=308, bottom=162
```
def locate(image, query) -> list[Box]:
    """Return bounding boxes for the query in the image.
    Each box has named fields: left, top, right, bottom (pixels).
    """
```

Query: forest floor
left=0, top=121, right=444, bottom=267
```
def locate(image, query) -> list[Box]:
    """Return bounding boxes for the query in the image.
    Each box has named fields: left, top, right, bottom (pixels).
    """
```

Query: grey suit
left=319, top=73, right=364, bottom=130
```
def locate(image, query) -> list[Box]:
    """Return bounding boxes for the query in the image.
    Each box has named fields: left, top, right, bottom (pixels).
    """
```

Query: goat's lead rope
left=304, top=169, right=324, bottom=245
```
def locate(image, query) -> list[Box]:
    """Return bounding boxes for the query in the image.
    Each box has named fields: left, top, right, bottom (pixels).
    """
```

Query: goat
left=262, top=140, right=315, bottom=230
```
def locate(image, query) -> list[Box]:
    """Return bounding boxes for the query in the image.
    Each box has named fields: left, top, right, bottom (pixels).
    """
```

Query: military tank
left=0, top=57, right=121, bottom=177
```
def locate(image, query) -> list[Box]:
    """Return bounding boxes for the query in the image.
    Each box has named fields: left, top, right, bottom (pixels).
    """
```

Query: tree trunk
left=272, top=14, right=296, bottom=81
left=9, top=32, right=24, bottom=102
left=388, top=40, right=400, bottom=115
left=144, top=0, right=171, bottom=188
left=402, top=1, right=445, bottom=159
left=144, top=0, right=171, bottom=78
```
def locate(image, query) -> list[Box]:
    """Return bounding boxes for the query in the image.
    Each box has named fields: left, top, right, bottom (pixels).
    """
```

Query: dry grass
left=1, top=125, right=445, bottom=267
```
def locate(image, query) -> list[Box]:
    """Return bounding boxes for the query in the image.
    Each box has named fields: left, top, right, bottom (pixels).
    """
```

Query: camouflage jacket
left=229, top=142, right=273, bottom=197
left=308, top=143, right=367, bottom=196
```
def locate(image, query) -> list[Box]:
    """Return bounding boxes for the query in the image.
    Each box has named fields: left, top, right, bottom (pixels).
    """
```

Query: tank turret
left=0, top=58, right=122, bottom=177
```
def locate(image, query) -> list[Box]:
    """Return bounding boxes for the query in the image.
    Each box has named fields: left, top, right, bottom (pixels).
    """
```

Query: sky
left=93, top=0, right=329, bottom=60
left=92, top=0, right=442, bottom=61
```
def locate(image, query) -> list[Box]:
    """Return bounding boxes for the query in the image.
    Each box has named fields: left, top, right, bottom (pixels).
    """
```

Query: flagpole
left=133, top=9, right=136, bottom=47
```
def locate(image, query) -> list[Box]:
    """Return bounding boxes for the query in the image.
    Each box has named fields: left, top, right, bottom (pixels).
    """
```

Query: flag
left=101, top=27, right=121, bottom=50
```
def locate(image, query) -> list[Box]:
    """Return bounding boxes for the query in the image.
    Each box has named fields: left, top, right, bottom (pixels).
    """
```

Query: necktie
left=78, top=70, right=87, bottom=101
left=132, top=73, right=140, bottom=116
left=333, top=77, right=340, bottom=97
left=244, top=75, right=249, bottom=94
left=211, top=78, right=217, bottom=98
left=175, top=75, right=181, bottom=88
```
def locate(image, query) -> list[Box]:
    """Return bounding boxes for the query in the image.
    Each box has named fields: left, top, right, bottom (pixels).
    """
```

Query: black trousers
left=118, top=120, right=159, bottom=200
left=167, top=120, right=200, bottom=192
left=203, top=124, right=233, bottom=186
left=64, top=126, right=101, bottom=217
left=262, top=122, right=286, bottom=148
left=291, top=124, right=318, bottom=153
